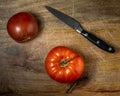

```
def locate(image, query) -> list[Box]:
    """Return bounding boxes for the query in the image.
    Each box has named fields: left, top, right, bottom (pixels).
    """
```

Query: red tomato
left=7, top=12, right=38, bottom=42
left=45, top=46, right=84, bottom=83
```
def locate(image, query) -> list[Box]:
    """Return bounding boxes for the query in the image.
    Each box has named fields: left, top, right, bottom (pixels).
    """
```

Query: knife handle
left=80, top=30, right=115, bottom=53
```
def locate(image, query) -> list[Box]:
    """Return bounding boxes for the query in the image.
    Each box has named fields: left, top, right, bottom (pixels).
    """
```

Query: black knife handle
left=80, top=30, right=115, bottom=53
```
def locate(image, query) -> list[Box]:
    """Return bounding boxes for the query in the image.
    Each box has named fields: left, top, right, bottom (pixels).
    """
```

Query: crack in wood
left=13, top=62, right=42, bottom=73
left=87, top=89, right=120, bottom=93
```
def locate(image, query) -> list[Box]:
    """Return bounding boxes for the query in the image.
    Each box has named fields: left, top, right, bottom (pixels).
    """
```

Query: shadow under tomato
left=65, top=46, right=97, bottom=93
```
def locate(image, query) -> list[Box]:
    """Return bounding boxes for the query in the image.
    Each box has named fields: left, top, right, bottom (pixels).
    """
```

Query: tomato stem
left=59, top=57, right=73, bottom=67
left=66, top=79, right=79, bottom=93
left=59, top=59, right=68, bottom=67
left=66, top=76, right=88, bottom=93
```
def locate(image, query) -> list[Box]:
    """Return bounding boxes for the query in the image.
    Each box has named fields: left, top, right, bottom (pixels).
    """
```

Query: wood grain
left=0, top=0, right=120, bottom=96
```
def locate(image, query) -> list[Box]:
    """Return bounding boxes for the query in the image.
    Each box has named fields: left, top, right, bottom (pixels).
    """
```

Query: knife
left=45, top=6, right=115, bottom=53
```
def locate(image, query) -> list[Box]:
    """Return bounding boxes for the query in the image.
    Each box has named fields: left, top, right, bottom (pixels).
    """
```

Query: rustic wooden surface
left=0, top=0, right=120, bottom=96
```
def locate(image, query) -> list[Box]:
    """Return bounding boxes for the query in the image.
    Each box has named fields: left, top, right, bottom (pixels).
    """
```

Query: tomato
left=45, top=46, right=84, bottom=83
left=7, top=12, right=39, bottom=42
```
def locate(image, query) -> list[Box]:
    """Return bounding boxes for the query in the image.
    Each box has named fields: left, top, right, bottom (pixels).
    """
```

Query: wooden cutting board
left=0, top=0, right=120, bottom=96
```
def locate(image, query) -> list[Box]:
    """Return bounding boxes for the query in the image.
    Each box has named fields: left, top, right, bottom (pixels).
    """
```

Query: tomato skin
left=45, top=46, right=84, bottom=83
left=7, top=12, right=38, bottom=42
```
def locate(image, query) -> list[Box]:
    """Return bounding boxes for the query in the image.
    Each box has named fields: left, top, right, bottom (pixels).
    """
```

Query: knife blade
left=45, top=6, right=115, bottom=53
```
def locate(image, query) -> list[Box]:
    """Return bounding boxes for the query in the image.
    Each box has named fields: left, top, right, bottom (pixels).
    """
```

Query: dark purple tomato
left=7, top=12, right=39, bottom=42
